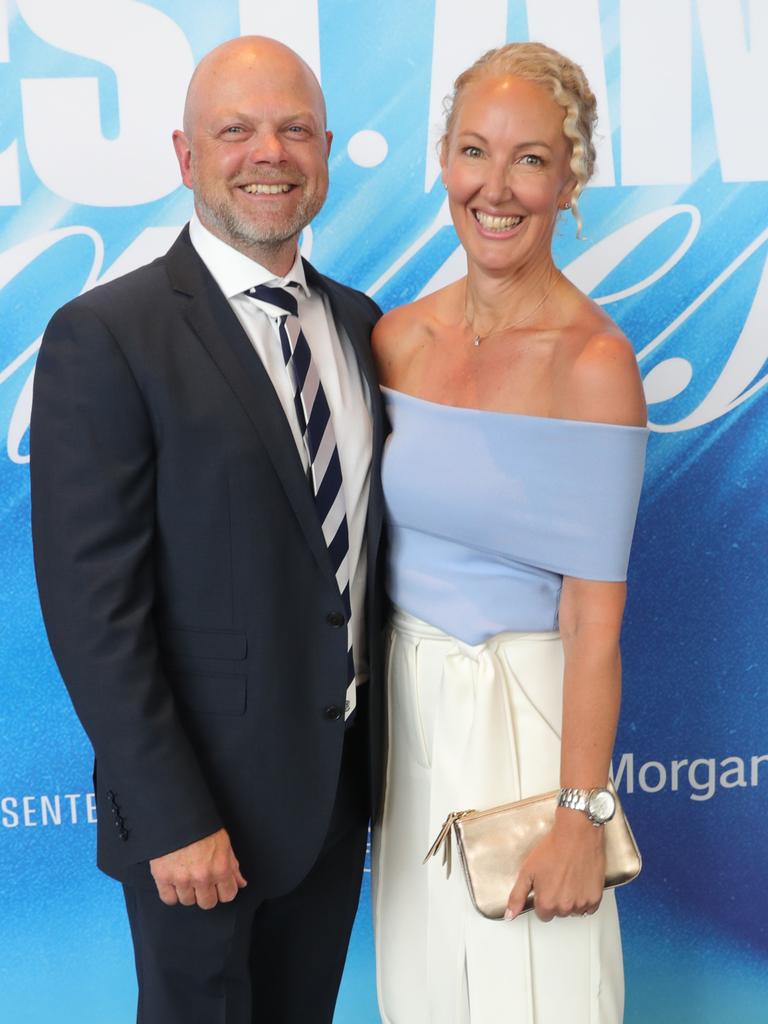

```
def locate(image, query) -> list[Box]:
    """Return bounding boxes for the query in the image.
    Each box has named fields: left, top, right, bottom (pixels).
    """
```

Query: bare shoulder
left=371, top=287, right=452, bottom=387
left=568, top=327, right=647, bottom=427
left=371, top=302, right=422, bottom=354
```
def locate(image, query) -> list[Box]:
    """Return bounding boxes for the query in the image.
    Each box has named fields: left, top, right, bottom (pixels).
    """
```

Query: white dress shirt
left=189, top=213, right=372, bottom=683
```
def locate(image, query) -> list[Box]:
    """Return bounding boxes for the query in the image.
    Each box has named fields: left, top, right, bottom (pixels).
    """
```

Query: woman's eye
left=463, top=146, right=483, bottom=158
left=519, top=154, right=543, bottom=166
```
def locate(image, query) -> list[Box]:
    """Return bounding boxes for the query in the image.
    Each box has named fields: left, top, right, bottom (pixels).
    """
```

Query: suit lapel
left=164, top=229, right=335, bottom=582
left=303, top=261, right=380, bottom=399
left=304, top=261, right=387, bottom=577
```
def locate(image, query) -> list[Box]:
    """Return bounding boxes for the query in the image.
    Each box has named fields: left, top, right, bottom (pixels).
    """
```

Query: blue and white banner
left=1, top=2, right=766, bottom=1021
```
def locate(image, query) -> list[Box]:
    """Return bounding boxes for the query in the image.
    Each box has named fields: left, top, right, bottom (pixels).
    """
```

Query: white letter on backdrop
left=697, top=0, right=768, bottom=181
left=0, top=0, right=21, bottom=205
left=424, top=0, right=507, bottom=191
left=621, top=0, right=691, bottom=185
left=18, top=0, right=193, bottom=205
left=525, top=0, right=615, bottom=185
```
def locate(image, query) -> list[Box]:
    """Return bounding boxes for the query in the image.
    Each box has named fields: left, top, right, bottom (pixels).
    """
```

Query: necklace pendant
left=472, top=335, right=481, bottom=347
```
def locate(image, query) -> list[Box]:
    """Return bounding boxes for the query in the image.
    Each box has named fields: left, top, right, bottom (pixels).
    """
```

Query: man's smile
left=240, top=182, right=295, bottom=194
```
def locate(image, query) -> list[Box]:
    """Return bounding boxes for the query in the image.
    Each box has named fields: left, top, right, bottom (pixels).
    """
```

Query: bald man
left=31, top=37, right=386, bottom=1023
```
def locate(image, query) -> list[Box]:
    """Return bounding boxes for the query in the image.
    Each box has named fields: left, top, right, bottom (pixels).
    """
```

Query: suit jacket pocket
left=163, top=626, right=247, bottom=661
left=171, top=672, right=247, bottom=715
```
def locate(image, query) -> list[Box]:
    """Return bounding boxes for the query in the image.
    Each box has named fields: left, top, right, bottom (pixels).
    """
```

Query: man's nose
left=247, top=128, right=285, bottom=163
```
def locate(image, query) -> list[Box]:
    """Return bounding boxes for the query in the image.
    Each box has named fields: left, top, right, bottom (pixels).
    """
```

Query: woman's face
left=441, top=74, right=576, bottom=276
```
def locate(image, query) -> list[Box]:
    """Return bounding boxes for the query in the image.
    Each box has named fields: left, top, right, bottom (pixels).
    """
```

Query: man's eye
left=223, top=126, right=244, bottom=135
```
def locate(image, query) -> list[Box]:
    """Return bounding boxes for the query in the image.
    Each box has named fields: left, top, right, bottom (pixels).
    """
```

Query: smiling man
left=175, top=38, right=333, bottom=271
left=30, top=36, right=385, bottom=1024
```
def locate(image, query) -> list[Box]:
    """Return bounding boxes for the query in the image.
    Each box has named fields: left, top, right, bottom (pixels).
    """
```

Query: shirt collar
left=188, top=211, right=311, bottom=300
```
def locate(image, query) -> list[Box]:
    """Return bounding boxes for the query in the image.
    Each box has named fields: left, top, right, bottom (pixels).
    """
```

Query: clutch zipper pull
left=423, top=810, right=476, bottom=878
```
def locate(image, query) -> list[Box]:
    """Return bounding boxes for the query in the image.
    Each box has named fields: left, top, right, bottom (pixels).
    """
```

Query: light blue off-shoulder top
left=381, top=387, right=648, bottom=644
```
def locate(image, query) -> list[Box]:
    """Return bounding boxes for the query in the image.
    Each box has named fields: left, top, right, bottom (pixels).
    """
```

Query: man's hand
left=150, top=828, right=247, bottom=910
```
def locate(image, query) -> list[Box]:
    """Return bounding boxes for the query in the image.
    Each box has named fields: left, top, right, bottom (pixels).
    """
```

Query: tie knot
left=246, top=283, right=299, bottom=318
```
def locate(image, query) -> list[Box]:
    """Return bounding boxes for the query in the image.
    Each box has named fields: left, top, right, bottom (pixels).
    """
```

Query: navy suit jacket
left=30, top=226, right=386, bottom=895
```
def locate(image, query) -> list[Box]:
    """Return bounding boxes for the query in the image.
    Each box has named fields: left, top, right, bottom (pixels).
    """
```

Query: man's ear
left=172, top=130, right=193, bottom=189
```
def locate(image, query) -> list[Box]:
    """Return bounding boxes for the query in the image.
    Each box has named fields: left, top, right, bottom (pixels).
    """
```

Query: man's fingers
left=155, top=872, right=245, bottom=910
left=155, top=881, right=179, bottom=906
left=215, top=878, right=239, bottom=904
left=149, top=830, right=247, bottom=909
left=175, top=885, right=197, bottom=907
left=194, top=884, right=219, bottom=910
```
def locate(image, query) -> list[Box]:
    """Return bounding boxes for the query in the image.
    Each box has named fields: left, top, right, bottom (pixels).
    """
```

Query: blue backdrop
left=1, top=2, right=766, bottom=1021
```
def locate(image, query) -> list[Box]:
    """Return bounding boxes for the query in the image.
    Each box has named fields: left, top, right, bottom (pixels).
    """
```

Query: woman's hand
left=504, top=807, right=605, bottom=922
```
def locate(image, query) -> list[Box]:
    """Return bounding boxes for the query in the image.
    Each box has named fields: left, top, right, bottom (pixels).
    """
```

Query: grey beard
left=196, top=190, right=324, bottom=256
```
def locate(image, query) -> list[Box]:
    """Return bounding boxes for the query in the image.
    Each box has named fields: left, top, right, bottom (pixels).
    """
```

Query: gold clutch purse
left=424, top=781, right=641, bottom=920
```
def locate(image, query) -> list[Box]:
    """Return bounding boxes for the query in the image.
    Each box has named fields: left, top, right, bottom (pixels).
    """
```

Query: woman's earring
left=562, top=201, right=572, bottom=209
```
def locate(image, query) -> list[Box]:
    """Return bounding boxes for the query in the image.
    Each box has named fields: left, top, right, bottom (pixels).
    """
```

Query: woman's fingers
left=504, top=869, right=534, bottom=921
left=504, top=835, right=605, bottom=923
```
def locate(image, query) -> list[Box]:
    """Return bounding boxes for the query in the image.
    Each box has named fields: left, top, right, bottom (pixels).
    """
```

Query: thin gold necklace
left=465, top=271, right=562, bottom=347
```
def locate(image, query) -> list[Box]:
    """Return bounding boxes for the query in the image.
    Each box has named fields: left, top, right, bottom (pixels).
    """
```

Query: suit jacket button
left=326, top=611, right=345, bottom=628
left=323, top=705, right=343, bottom=721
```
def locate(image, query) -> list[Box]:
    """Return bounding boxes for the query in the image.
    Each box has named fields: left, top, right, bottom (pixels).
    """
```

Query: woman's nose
left=483, top=161, right=512, bottom=204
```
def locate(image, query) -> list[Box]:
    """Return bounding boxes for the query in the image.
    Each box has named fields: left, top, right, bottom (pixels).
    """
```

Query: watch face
left=588, top=789, right=616, bottom=824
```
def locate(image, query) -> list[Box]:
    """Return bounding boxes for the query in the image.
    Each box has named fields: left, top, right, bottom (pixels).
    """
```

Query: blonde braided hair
left=441, top=42, right=597, bottom=237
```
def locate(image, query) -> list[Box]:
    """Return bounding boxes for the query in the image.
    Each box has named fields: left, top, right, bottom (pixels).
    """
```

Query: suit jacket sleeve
left=30, top=300, right=223, bottom=864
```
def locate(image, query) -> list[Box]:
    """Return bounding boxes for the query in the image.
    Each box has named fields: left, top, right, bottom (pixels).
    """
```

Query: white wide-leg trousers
left=373, top=609, right=624, bottom=1024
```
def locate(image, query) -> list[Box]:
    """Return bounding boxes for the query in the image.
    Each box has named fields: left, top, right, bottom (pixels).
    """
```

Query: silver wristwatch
left=557, top=786, right=616, bottom=827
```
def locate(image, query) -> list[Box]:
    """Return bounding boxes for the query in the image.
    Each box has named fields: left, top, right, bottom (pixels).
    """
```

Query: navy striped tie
left=247, top=284, right=356, bottom=720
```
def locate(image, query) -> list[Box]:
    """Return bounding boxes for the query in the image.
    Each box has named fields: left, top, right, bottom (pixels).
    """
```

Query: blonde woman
left=372, top=43, right=647, bottom=1023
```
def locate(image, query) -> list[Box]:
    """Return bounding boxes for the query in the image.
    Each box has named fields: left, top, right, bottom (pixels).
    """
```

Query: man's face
left=174, top=48, right=332, bottom=261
